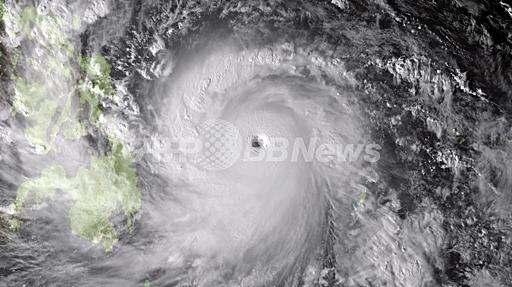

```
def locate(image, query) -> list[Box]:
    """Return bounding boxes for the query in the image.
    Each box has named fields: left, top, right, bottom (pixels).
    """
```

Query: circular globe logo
left=191, top=119, right=242, bottom=171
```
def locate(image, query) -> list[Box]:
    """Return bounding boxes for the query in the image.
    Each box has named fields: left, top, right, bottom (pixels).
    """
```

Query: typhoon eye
left=250, top=134, right=269, bottom=149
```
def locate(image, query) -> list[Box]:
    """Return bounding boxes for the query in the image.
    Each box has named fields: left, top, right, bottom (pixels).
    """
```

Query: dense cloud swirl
left=1, top=1, right=512, bottom=287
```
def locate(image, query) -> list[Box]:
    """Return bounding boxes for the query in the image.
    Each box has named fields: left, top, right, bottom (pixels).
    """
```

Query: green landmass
left=12, top=6, right=80, bottom=153
left=9, top=5, right=141, bottom=252
left=79, top=55, right=115, bottom=123
left=13, top=143, right=141, bottom=252
left=0, top=0, right=5, bottom=20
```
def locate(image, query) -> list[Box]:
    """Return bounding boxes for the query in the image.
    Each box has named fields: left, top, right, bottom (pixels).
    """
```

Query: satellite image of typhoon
left=0, top=0, right=512, bottom=286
